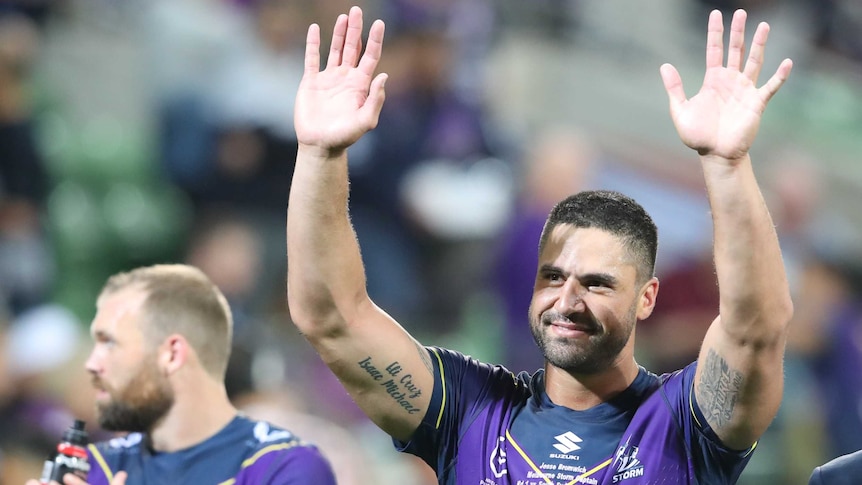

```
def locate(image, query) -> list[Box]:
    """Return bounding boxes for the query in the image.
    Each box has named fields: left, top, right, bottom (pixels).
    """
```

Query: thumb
left=659, top=63, right=686, bottom=116
left=111, top=472, right=128, bottom=485
left=360, top=72, right=387, bottom=129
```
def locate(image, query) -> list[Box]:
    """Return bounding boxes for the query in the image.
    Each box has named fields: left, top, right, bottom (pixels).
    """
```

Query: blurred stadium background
left=1, top=0, right=861, bottom=483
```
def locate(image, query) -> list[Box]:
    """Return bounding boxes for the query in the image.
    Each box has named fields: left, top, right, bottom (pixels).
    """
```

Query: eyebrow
left=538, top=264, right=619, bottom=287
left=580, top=273, right=619, bottom=287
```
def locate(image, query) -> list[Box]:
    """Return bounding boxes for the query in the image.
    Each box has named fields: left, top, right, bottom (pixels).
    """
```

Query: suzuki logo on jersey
left=612, top=438, right=645, bottom=483
left=552, top=431, right=583, bottom=453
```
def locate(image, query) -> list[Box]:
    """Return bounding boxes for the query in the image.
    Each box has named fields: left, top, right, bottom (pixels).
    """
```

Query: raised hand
left=294, top=6, right=387, bottom=155
left=660, top=9, right=792, bottom=162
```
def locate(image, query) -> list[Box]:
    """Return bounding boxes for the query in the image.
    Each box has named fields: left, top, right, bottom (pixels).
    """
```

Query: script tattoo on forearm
left=697, top=349, right=744, bottom=429
left=357, top=356, right=424, bottom=415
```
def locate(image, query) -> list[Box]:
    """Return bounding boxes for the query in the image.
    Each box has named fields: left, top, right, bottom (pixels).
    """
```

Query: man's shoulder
left=812, top=450, right=862, bottom=484
left=86, top=419, right=332, bottom=483
left=87, top=418, right=318, bottom=460
left=244, top=418, right=313, bottom=450
left=231, top=418, right=335, bottom=483
left=429, top=346, right=533, bottom=384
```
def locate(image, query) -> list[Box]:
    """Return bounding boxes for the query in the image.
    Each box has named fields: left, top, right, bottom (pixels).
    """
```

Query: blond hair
left=101, top=264, right=233, bottom=378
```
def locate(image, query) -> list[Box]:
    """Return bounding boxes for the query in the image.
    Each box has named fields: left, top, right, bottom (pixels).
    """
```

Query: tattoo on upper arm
left=356, top=355, right=425, bottom=415
left=697, top=349, right=745, bottom=429
left=414, top=341, right=434, bottom=375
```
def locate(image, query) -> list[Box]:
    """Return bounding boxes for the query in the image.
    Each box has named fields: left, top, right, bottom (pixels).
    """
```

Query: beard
left=530, top=303, right=636, bottom=375
left=95, top=356, right=175, bottom=433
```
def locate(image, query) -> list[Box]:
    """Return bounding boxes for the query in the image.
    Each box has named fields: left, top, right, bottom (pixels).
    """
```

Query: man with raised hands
left=287, top=6, right=793, bottom=484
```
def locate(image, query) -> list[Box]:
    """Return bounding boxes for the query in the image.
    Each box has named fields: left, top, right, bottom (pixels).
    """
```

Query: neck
left=148, top=375, right=236, bottom=453
left=543, top=355, right=640, bottom=410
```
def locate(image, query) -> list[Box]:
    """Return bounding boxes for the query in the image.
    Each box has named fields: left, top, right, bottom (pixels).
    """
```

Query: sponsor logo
left=552, top=431, right=583, bottom=454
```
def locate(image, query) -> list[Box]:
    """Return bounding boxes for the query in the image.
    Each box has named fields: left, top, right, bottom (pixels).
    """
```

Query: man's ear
left=159, top=334, right=189, bottom=375
left=637, top=277, right=659, bottom=321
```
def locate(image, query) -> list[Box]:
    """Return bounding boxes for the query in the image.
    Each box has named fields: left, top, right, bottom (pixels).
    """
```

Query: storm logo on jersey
left=490, top=436, right=508, bottom=478
left=612, top=439, right=645, bottom=483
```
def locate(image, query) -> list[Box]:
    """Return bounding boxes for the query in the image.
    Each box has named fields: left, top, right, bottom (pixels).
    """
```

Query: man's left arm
left=660, top=9, right=794, bottom=450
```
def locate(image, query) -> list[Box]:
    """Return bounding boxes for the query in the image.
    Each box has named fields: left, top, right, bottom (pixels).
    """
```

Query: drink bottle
left=40, top=419, right=91, bottom=484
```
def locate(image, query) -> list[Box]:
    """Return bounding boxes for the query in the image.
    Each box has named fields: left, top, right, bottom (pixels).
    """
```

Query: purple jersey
left=85, top=415, right=336, bottom=485
left=396, top=347, right=754, bottom=484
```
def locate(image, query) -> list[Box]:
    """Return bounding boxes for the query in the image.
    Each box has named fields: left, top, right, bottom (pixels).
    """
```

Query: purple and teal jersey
left=85, top=415, right=336, bottom=485
left=396, top=347, right=755, bottom=484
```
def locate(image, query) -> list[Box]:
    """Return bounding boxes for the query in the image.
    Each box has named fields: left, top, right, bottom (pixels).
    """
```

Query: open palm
left=661, top=10, right=792, bottom=162
left=294, top=7, right=387, bottom=153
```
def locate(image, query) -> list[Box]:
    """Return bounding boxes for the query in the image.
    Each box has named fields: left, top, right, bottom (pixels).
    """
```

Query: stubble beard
left=530, top=304, right=637, bottom=375
left=96, top=359, right=175, bottom=433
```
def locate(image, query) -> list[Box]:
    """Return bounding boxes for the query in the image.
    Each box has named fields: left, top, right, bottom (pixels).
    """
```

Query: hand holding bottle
left=26, top=471, right=127, bottom=485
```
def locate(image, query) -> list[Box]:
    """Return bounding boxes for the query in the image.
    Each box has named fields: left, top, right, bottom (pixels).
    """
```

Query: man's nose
left=554, top=278, right=587, bottom=313
left=84, top=349, right=100, bottom=375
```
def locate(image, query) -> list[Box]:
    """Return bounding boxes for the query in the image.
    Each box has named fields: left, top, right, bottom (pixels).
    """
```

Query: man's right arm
left=286, top=7, right=433, bottom=442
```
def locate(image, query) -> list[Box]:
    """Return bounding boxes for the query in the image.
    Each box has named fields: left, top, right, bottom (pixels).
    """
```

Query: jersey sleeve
left=233, top=443, right=336, bottom=485
left=664, top=362, right=756, bottom=484
left=394, top=346, right=526, bottom=474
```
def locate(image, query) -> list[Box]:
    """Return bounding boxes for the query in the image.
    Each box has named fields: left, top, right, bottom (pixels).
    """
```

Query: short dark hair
left=539, top=190, right=658, bottom=283
left=100, top=264, right=233, bottom=378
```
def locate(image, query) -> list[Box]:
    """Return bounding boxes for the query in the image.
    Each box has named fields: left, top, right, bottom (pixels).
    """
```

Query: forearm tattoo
left=697, top=349, right=744, bottom=429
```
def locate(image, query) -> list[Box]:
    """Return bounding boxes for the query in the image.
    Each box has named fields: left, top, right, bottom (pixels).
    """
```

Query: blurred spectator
left=348, top=13, right=512, bottom=331
left=690, top=0, right=779, bottom=20
left=633, top=247, right=718, bottom=374
left=211, top=0, right=305, bottom=141
left=808, top=0, right=862, bottom=63
left=197, top=0, right=306, bottom=215
left=0, top=304, right=102, bottom=483
left=185, top=214, right=264, bottom=333
left=0, top=13, right=53, bottom=316
left=145, top=0, right=244, bottom=209
left=491, top=125, right=598, bottom=372
left=182, top=213, right=286, bottom=402
left=0, top=0, right=60, bottom=28
left=788, top=256, right=862, bottom=461
left=152, top=0, right=306, bottom=218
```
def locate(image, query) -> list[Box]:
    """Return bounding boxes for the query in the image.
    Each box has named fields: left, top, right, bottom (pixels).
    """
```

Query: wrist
left=699, top=152, right=750, bottom=167
left=297, top=143, right=347, bottom=161
left=699, top=153, right=753, bottom=180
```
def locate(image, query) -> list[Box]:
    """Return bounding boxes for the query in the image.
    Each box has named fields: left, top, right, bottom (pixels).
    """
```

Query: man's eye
left=96, top=336, right=116, bottom=347
left=547, top=273, right=564, bottom=283
left=589, top=282, right=614, bottom=292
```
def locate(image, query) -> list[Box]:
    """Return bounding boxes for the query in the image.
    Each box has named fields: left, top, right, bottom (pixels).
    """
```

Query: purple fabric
left=396, top=347, right=754, bottom=484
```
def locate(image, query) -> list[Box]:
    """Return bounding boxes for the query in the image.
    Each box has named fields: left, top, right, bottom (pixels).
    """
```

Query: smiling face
left=529, top=225, right=657, bottom=375
left=85, top=286, right=174, bottom=432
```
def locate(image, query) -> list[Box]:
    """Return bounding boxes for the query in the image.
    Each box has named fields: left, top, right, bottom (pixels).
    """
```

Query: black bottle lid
left=62, top=419, right=88, bottom=446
